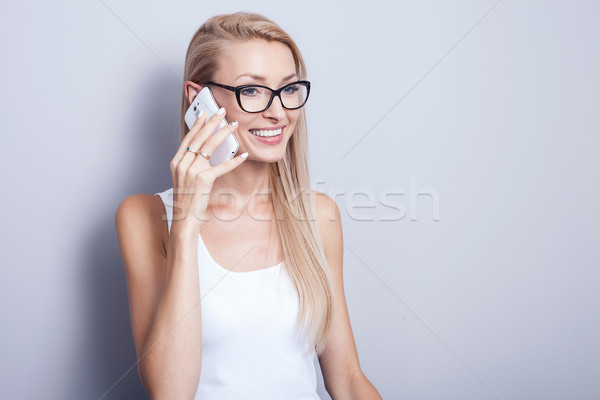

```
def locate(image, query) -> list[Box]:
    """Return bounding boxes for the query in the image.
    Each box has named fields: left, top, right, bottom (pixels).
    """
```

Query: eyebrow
left=234, top=73, right=298, bottom=85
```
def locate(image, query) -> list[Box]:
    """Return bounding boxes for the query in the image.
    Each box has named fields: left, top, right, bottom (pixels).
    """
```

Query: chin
left=242, top=131, right=292, bottom=163
left=251, top=148, right=288, bottom=163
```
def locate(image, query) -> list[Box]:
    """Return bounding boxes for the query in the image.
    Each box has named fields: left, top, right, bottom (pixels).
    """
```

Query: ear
left=184, top=81, right=204, bottom=105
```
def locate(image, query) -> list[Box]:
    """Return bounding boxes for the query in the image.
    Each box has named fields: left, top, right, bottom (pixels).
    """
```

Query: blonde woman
left=115, top=12, right=382, bottom=400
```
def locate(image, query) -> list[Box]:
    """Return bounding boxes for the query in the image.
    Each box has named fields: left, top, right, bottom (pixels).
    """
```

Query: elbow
left=138, top=361, right=159, bottom=400
left=326, top=368, right=382, bottom=400
left=138, top=361, right=200, bottom=400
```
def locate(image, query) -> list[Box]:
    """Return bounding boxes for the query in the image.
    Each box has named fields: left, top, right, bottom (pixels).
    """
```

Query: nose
left=262, top=94, right=286, bottom=120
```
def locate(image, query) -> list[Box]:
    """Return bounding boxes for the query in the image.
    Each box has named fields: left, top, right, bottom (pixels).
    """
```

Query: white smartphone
left=184, top=87, right=239, bottom=166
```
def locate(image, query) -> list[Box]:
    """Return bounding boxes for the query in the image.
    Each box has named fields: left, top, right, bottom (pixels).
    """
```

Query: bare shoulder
left=310, top=190, right=343, bottom=258
left=114, top=193, right=169, bottom=258
left=114, top=193, right=170, bottom=362
left=311, top=189, right=341, bottom=224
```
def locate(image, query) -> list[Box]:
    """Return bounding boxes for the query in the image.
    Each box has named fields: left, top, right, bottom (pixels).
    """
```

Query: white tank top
left=155, top=187, right=320, bottom=400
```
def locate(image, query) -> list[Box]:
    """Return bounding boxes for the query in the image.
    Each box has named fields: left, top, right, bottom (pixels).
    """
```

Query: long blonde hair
left=179, top=12, right=335, bottom=355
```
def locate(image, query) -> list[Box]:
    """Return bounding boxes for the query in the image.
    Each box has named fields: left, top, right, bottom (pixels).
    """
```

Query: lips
left=248, top=126, right=284, bottom=145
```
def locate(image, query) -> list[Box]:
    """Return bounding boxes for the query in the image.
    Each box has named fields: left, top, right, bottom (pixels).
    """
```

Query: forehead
left=215, top=39, right=297, bottom=84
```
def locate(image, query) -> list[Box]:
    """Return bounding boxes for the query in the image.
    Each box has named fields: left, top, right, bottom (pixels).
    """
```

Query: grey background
left=1, top=0, right=598, bottom=399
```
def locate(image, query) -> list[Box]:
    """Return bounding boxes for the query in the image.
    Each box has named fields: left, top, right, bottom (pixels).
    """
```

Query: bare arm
left=314, top=191, right=382, bottom=399
left=115, top=107, right=248, bottom=399
left=142, top=225, right=203, bottom=397
left=115, top=195, right=203, bottom=399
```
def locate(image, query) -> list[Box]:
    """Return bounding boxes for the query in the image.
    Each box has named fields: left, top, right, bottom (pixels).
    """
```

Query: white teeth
left=249, top=128, right=282, bottom=137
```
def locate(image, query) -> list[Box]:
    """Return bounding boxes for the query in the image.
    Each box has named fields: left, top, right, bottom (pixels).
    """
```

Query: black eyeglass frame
left=201, top=80, right=311, bottom=113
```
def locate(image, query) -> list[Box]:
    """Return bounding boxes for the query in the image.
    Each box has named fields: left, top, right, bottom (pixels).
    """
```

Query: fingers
left=199, top=107, right=225, bottom=143
left=192, top=107, right=229, bottom=151
left=171, top=108, right=228, bottom=174
left=170, top=106, right=250, bottom=188
left=186, top=110, right=235, bottom=162
left=205, top=151, right=249, bottom=180
left=171, top=110, right=206, bottom=170
left=185, top=118, right=240, bottom=179
left=198, top=119, right=239, bottom=156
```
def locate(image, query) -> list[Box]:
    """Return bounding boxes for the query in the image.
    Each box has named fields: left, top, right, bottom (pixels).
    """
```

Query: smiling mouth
left=249, top=128, right=283, bottom=137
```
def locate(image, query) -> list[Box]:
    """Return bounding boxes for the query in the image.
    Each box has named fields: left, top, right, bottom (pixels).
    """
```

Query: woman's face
left=186, top=39, right=301, bottom=163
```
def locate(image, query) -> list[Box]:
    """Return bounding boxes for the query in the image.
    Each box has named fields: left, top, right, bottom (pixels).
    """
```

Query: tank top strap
left=154, top=187, right=174, bottom=235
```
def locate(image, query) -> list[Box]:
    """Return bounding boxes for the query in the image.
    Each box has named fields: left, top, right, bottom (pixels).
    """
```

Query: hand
left=169, top=108, right=248, bottom=236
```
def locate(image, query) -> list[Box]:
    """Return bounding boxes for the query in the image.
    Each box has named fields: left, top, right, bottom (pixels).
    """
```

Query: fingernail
left=198, top=109, right=205, bottom=118
left=217, top=107, right=225, bottom=115
left=229, top=120, right=238, bottom=126
left=241, top=152, right=249, bottom=159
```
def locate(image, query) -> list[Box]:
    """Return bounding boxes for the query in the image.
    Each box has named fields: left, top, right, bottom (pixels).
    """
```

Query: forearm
left=139, top=226, right=202, bottom=398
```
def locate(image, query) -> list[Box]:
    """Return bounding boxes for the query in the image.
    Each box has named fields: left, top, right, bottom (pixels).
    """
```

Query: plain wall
left=1, top=0, right=598, bottom=399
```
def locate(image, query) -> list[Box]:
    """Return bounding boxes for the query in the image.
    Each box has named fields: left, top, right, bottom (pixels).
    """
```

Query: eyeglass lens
left=239, top=83, right=308, bottom=112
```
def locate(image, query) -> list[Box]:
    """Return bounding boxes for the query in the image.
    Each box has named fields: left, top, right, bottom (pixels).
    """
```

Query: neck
left=209, top=158, right=273, bottom=214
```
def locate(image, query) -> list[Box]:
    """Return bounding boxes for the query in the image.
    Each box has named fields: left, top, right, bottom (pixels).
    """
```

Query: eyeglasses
left=202, top=80, right=311, bottom=113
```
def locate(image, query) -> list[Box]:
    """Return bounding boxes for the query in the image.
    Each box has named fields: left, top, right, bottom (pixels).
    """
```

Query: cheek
left=287, top=111, right=301, bottom=128
left=216, top=94, right=240, bottom=115
left=227, top=107, right=251, bottom=126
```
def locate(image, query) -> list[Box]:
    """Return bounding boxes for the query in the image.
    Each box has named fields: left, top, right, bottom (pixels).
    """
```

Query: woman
left=115, top=12, right=382, bottom=399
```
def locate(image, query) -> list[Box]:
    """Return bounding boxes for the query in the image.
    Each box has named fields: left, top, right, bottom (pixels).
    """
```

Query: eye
left=240, top=86, right=261, bottom=97
left=282, top=84, right=300, bottom=95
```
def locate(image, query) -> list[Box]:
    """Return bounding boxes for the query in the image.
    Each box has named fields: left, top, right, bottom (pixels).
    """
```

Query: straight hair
left=179, top=12, right=335, bottom=355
